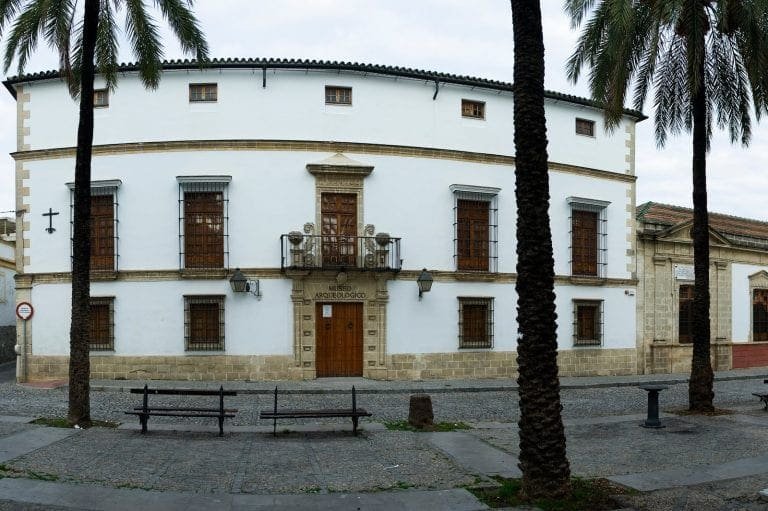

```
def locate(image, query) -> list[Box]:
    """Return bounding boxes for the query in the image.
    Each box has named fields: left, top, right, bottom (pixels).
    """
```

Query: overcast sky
left=1, top=0, right=768, bottom=221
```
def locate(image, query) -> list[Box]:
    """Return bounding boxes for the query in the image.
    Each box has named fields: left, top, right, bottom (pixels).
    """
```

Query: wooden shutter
left=679, top=285, right=694, bottom=343
left=189, top=302, right=220, bottom=347
left=457, top=199, right=489, bottom=271
left=462, top=303, right=489, bottom=348
left=575, top=302, right=600, bottom=345
left=90, top=195, right=114, bottom=271
left=89, top=301, right=112, bottom=350
left=184, top=192, right=223, bottom=268
left=572, top=210, right=598, bottom=276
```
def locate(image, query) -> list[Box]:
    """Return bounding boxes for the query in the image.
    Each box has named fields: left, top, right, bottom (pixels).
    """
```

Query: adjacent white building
left=4, top=58, right=644, bottom=381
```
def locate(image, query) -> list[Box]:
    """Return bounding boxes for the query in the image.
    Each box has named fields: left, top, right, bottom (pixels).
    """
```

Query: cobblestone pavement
left=1, top=373, right=768, bottom=509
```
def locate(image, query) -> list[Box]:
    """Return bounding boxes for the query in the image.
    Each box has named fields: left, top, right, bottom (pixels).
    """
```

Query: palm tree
left=510, top=0, right=572, bottom=499
left=1, top=0, right=208, bottom=426
left=566, top=0, right=768, bottom=411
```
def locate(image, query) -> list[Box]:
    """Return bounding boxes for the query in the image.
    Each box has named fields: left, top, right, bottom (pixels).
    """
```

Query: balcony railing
left=280, top=233, right=402, bottom=272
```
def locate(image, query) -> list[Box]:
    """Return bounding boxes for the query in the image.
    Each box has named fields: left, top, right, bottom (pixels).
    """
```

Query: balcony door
left=321, top=192, right=357, bottom=267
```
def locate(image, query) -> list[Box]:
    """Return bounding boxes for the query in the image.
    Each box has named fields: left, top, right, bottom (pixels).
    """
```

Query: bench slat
left=133, top=406, right=238, bottom=415
left=260, top=410, right=371, bottom=419
left=129, top=388, right=237, bottom=396
left=125, top=411, right=235, bottom=418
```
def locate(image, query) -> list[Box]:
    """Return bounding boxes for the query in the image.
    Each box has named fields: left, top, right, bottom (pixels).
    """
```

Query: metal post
left=639, top=384, right=668, bottom=428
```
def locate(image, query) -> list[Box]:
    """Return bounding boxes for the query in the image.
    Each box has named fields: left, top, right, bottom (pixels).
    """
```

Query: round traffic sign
left=15, top=302, right=33, bottom=320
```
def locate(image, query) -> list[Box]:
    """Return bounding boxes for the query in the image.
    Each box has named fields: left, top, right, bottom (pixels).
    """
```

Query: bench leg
left=273, top=418, right=277, bottom=437
left=352, top=416, right=359, bottom=436
left=218, top=416, right=224, bottom=436
left=139, top=414, right=148, bottom=434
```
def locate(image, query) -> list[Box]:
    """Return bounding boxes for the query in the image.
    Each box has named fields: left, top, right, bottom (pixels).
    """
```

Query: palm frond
left=124, top=0, right=162, bottom=88
left=154, top=0, right=208, bottom=62
left=96, top=0, right=119, bottom=90
left=0, top=0, right=23, bottom=37
left=3, top=0, right=46, bottom=74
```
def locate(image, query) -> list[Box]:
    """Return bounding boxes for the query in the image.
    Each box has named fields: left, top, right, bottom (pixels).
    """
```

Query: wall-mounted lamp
left=417, top=268, right=433, bottom=300
left=229, top=268, right=261, bottom=299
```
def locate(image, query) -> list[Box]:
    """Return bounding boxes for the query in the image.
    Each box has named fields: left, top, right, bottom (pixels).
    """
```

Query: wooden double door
left=315, top=302, right=363, bottom=377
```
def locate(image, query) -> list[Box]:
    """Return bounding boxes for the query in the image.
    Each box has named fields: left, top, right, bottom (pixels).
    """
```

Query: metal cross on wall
left=42, top=208, right=59, bottom=234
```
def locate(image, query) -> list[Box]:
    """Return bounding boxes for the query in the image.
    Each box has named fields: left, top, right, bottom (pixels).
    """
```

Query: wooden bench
left=259, top=386, right=372, bottom=436
left=124, top=385, right=237, bottom=436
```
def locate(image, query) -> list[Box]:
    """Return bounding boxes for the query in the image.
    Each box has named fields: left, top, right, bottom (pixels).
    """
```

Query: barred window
left=568, top=197, right=609, bottom=278
left=93, top=89, right=109, bottom=108
left=325, top=86, right=352, bottom=105
left=574, top=300, right=602, bottom=346
left=461, top=99, right=485, bottom=119
left=177, top=176, right=231, bottom=270
left=575, top=118, right=595, bottom=136
left=89, top=297, right=114, bottom=351
left=67, top=180, right=121, bottom=272
left=451, top=185, right=499, bottom=272
left=754, top=289, right=768, bottom=342
left=189, top=83, right=218, bottom=102
left=184, top=295, right=225, bottom=351
left=679, top=285, right=694, bottom=344
left=458, top=297, right=493, bottom=349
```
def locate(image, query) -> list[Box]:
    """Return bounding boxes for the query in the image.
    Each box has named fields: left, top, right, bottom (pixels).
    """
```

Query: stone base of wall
left=385, top=348, right=637, bottom=380
left=647, top=342, right=732, bottom=374
left=732, top=343, right=768, bottom=369
left=25, top=348, right=639, bottom=382
left=27, top=355, right=302, bottom=381
left=0, top=326, right=16, bottom=364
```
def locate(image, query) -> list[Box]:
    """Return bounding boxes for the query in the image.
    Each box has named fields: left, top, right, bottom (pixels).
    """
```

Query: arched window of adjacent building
left=754, top=289, right=768, bottom=342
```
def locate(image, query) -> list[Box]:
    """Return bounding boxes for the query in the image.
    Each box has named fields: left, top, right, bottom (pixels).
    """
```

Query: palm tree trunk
left=68, top=0, right=100, bottom=427
left=688, top=7, right=714, bottom=412
left=511, top=0, right=571, bottom=499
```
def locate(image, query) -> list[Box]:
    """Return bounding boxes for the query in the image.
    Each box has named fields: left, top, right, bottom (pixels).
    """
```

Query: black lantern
left=417, top=268, right=433, bottom=300
left=229, top=268, right=248, bottom=293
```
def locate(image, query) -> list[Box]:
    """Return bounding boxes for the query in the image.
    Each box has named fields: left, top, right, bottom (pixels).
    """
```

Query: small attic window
left=575, top=118, right=595, bottom=137
left=93, top=89, right=109, bottom=108
left=325, top=86, right=352, bottom=105
left=189, top=83, right=218, bottom=102
left=462, top=99, right=485, bottom=120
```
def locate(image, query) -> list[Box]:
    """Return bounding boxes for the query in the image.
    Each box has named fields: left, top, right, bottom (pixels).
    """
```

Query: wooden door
left=321, top=193, right=357, bottom=266
left=315, top=302, right=363, bottom=377
left=91, top=194, right=114, bottom=271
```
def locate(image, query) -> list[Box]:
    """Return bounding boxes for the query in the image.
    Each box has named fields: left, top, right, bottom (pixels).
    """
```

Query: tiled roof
left=637, top=202, right=768, bottom=241
left=2, top=57, right=647, bottom=119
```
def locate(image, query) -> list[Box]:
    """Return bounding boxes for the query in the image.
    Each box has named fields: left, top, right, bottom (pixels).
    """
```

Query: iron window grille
left=575, top=118, right=595, bottom=137
left=189, top=83, right=218, bottom=102
left=325, top=86, right=352, bottom=105
left=451, top=184, right=500, bottom=272
left=67, top=180, right=121, bottom=272
left=89, top=297, right=115, bottom=351
left=573, top=299, right=603, bottom=347
left=754, top=289, right=768, bottom=342
left=177, top=176, right=231, bottom=270
left=679, top=284, right=694, bottom=343
left=458, top=297, right=494, bottom=349
left=93, top=89, right=109, bottom=108
left=461, top=99, right=485, bottom=119
left=567, top=197, right=609, bottom=278
left=184, top=295, right=225, bottom=351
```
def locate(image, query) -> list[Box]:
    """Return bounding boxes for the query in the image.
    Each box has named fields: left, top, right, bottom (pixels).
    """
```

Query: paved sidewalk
left=1, top=370, right=768, bottom=509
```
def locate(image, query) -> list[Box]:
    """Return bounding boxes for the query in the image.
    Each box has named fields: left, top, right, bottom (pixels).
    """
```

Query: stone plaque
left=674, top=264, right=694, bottom=281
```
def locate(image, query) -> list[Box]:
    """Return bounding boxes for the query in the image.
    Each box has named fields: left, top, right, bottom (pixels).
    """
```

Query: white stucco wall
left=30, top=279, right=292, bottom=356
left=0, top=242, right=14, bottom=326
left=21, top=68, right=634, bottom=173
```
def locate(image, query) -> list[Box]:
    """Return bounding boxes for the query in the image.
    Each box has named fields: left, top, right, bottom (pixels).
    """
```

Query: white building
left=3, top=58, right=644, bottom=381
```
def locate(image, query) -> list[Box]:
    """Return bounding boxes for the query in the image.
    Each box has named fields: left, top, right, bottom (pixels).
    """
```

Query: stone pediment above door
left=656, top=220, right=730, bottom=246
left=749, top=270, right=768, bottom=288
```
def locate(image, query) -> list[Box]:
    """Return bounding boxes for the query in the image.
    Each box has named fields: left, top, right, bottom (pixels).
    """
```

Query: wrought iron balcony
left=280, top=233, right=402, bottom=272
